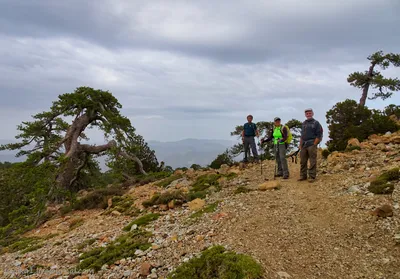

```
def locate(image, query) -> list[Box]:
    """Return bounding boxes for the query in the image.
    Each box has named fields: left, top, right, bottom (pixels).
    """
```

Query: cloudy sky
left=0, top=0, right=399, bottom=144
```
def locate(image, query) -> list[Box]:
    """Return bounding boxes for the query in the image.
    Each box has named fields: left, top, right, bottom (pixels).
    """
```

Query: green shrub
left=326, top=99, right=398, bottom=152
left=368, top=168, right=399, bottom=194
left=345, top=146, right=361, bottom=152
left=142, top=190, right=188, bottom=208
left=77, top=238, right=96, bottom=251
left=132, top=171, right=173, bottom=186
left=191, top=174, right=221, bottom=192
left=167, top=245, right=263, bottom=279
left=321, top=149, right=331, bottom=159
left=123, top=213, right=160, bottom=231
left=77, top=230, right=152, bottom=272
left=210, top=150, right=233, bottom=169
left=65, top=186, right=125, bottom=212
left=189, top=202, right=219, bottom=219
left=103, top=195, right=139, bottom=216
left=155, top=174, right=183, bottom=188
left=225, top=172, right=238, bottom=180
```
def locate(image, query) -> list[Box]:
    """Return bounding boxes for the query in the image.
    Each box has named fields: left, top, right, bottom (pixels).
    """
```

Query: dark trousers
left=275, top=144, right=289, bottom=177
left=243, top=136, right=258, bottom=161
left=300, top=144, right=318, bottom=179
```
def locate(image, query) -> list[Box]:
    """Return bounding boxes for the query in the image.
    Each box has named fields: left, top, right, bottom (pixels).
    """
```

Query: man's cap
left=304, top=108, right=313, bottom=112
left=274, top=117, right=281, bottom=121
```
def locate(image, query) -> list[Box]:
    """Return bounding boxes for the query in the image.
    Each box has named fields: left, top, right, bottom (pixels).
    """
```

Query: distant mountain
left=0, top=138, right=237, bottom=170
left=148, top=138, right=236, bottom=168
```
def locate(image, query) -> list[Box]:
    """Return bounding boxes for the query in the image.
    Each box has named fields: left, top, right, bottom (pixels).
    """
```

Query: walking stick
left=273, top=143, right=278, bottom=180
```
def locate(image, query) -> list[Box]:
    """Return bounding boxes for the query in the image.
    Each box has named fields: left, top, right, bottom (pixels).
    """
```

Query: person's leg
left=299, top=146, right=308, bottom=180
left=250, top=137, right=259, bottom=161
left=308, top=145, right=318, bottom=179
left=279, top=144, right=289, bottom=178
left=275, top=144, right=283, bottom=176
left=243, top=137, right=250, bottom=162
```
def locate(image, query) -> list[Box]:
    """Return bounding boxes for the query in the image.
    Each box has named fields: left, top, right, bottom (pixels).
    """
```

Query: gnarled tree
left=347, top=50, right=400, bottom=107
left=0, top=86, right=154, bottom=192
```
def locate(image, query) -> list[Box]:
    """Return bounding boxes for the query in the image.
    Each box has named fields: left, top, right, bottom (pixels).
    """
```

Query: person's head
left=304, top=108, right=314, bottom=120
left=247, top=115, right=253, bottom=123
left=274, top=117, right=281, bottom=126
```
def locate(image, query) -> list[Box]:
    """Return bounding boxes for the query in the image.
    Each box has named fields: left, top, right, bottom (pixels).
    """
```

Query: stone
left=168, top=200, right=175, bottom=209
left=174, top=169, right=184, bottom=176
left=111, top=210, right=122, bottom=216
left=347, top=138, right=361, bottom=148
left=159, top=204, right=169, bottom=211
left=347, top=186, right=361, bottom=193
left=372, top=204, right=393, bottom=218
left=140, top=262, right=152, bottom=276
left=376, top=143, right=386, bottom=152
left=74, top=276, right=89, bottom=279
left=277, top=271, right=292, bottom=278
left=195, top=235, right=205, bottom=242
left=188, top=198, right=206, bottom=211
left=123, top=270, right=132, bottom=277
left=258, top=181, right=280, bottom=191
left=394, top=233, right=400, bottom=244
left=130, top=224, right=138, bottom=231
left=219, top=164, right=230, bottom=175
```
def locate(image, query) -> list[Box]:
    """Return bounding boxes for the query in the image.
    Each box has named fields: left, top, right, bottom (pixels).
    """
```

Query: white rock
left=130, top=224, right=138, bottom=231
left=123, top=270, right=132, bottom=277
left=277, top=271, right=291, bottom=278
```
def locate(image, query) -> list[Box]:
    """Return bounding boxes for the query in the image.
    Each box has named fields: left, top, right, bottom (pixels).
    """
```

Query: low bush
left=142, top=190, right=188, bottom=208
left=123, top=213, right=160, bottom=231
left=77, top=230, right=152, bottom=272
left=368, top=168, right=399, bottom=194
left=321, top=149, right=331, bottom=159
left=167, top=245, right=263, bottom=279
left=155, top=174, right=183, bottom=188
left=189, top=202, right=219, bottom=219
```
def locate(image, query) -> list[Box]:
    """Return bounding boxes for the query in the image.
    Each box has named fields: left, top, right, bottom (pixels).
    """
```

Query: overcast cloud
left=0, top=0, right=399, bottom=143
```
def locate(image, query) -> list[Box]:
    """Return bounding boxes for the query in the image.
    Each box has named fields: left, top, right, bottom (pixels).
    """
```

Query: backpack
left=273, top=125, right=293, bottom=144
left=282, top=125, right=293, bottom=144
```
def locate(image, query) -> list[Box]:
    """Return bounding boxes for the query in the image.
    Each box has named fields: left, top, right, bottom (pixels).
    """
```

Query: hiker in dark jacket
left=241, top=115, right=259, bottom=163
left=261, top=117, right=289, bottom=179
left=298, top=108, right=323, bottom=182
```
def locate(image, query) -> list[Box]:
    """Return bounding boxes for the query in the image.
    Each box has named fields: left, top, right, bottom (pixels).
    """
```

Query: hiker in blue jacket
left=241, top=115, right=259, bottom=163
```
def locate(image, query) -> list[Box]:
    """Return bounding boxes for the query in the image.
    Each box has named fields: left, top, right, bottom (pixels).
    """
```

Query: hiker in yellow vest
left=261, top=117, right=289, bottom=179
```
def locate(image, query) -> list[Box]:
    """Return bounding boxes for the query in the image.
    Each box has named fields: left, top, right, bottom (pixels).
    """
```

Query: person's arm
left=280, top=126, right=288, bottom=143
left=241, top=130, right=244, bottom=141
left=313, top=121, right=323, bottom=145
left=261, top=128, right=273, bottom=143
left=299, top=123, right=304, bottom=150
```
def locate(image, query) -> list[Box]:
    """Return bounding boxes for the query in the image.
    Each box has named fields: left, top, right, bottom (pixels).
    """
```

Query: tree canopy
left=347, top=50, right=400, bottom=106
left=0, top=86, right=158, bottom=193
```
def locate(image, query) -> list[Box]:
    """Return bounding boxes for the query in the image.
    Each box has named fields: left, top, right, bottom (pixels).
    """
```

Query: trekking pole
left=258, top=139, right=263, bottom=176
left=273, top=143, right=278, bottom=180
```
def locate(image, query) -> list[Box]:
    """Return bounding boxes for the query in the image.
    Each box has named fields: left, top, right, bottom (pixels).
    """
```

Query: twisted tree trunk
left=360, top=63, right=376, bottom=107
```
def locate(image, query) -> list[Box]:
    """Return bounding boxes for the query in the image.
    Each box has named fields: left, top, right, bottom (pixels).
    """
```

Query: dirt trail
left=216, top=163, right=400, bottom=279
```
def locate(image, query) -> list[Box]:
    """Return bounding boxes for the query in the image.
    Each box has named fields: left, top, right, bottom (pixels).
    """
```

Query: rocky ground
left=1, top=132, right=400, bottom=279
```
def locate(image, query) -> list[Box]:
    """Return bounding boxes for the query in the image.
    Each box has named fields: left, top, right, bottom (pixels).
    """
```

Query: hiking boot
left=297, top=177, right=307, bottom=181
left=283, top=176, right=289, bottom=179
left=308, top=178, right=316, bottom=183
left=276, top=174, right=283, bottom=177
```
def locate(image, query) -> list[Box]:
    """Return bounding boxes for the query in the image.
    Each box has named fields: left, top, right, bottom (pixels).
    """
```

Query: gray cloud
left=0, top=0, right=399, bottom=143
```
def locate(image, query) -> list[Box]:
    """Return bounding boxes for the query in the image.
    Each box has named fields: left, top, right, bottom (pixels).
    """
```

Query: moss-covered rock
left=167, top=245, right=263, bottom=279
